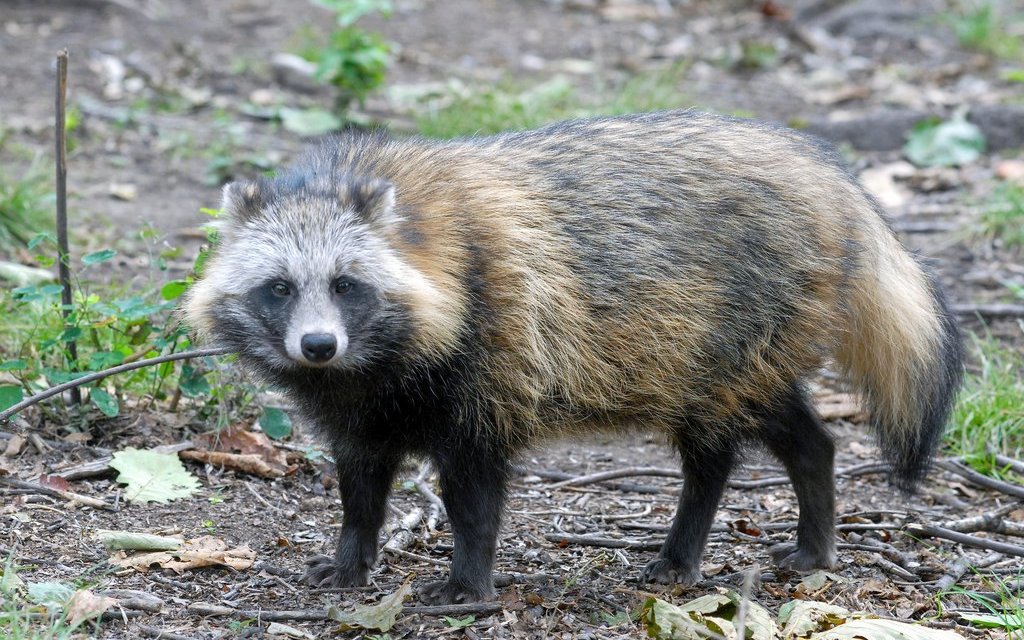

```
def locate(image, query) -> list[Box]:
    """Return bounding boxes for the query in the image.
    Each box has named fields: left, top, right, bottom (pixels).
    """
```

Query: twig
left=952, top=303, right=1024, bottom=318
left=186, top=600, right=504, bottom=621
left=54, top=49, right=79, bottom=406
left=869, top=553, right=919, bottom=581
left=54, top=441, right=194, bottom=480
left=384, top=546, right=449, bottom=567
left=0, top=347, right=232, bottom=423
left=404, top=602, right=504, bottom=616
left=543, top=532, right=662, bottom=551
left=135, top=624, right=195, bottom=640
left=243, top=481, right=282, bottom=512
left=993, top=455, right=1024, bottom=476
left=0, top=475, right=111, bottom=509
left=547, top=466, right=682, bottom=489
left=941, top=503, right=1024, bottom=536
left=937, top=460, right=1024, bottom=499
left=412, top=461, right=446, bottom=518
left=934, top=552, right=1004, bottom=590
left=906, top=523, right=1024, bottom=557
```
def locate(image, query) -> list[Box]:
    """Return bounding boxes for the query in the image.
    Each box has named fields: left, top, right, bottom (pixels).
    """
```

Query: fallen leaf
left=66, top=589, right=116, bottom=627
left=94, top=529, right=183, bottom=551
left=185, top=423, right=294, bottom=477
left=37, top=474, right=70, bottom=492
left=110, top=448, right=200, bottom=503
left=328, top=577, right=413, bottom=632
left=111, top=535, right=255, bottom=573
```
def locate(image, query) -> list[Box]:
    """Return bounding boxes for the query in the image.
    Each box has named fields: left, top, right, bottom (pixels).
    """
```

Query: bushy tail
left=836, top=228, right=963, bottom=491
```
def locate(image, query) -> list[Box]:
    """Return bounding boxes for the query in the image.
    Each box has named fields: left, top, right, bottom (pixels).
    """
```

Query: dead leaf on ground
left=66, top=589, right=117, bottom=627
left=111, top=535, right=256, bottom=573
left=183, top=423, right=295, bottom=477
left=328, top=576, right=414, bottom=632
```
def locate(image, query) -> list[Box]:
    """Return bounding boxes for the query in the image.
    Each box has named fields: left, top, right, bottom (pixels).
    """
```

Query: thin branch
left=54, top=49, right=79, bottom=406
left=0, top=475, right=111, bottom=510
left=952, top=303, right=1024, bottom=318
left=906, top=523, right=1024, bottom=557
left=993, top=455, right=1024, bottom=476
left=0, top=347, right=232, bottom=423
left=934, top=552, right=1004, bottom=590
left=938, top=460, right=1024, bottom=499
left=542, top=532, right=662, bottom=551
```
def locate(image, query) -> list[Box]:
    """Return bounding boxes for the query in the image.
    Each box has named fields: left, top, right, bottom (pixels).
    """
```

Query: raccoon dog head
left=183, top=171, right=426, bottom=375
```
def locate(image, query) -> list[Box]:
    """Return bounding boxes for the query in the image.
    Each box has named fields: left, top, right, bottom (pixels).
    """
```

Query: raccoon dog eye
left=334, top=280, right=353, bottom=295
left=270, top=282, right=291, bottom=297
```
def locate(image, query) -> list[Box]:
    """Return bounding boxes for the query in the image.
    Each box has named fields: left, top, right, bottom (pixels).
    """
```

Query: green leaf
left=110, top=448, right=201, bottom=503
left=959, top=611, right=1024, bottom=630
left=89, top=388, right=120, bottom=417
left=0, top=385, right=23, bottom=411
left=0, top=359, right=27, bottom=371
left=82, top=249, right=117, bottom=266
left=160, top=279, right=190, bottom=301
left=443, top=615, right=475, bottom=629
left=87, top=350, right=125, bottom=371
left=779, top=600, right=851, bottom=637
left=641, top=596, right=735, bottom=640
left=39, top=283, right=64, bottom=297
left=27, top=232, right=56, bottom=250
left=328, top=578, right=412, bottom=632
left=259, top=407, right=293, bottom=440
left=178, top=364, right=211, bottom=397
left=279, top=107, right=343, bottom=137
left=26, top=581, right=75, bottom=608
left=904, top=110, right=986, bottom=167
left=94, top=529, right=182, bottom=551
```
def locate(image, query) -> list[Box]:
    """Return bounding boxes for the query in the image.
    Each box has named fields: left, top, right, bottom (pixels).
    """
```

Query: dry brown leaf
left=186, top=424, right=294, bottom=477
left=66, top=589, right=117, bottom=626
left=179, top=450, right=285, bottom=477
left=3, top=434, right=25, bottom=457
left=111, top=535, right=256, bottom=573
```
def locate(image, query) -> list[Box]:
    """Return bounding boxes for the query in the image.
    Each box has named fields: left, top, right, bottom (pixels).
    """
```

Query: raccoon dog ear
left=220, top=180, right=265, bottom=222
left=345, top=179, right=398, bottom=226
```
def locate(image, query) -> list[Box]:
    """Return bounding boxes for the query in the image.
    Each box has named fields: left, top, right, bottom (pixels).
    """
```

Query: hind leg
left=641, top=432, right=738, bottom=586
left=760, top=386, right=837, bottom=571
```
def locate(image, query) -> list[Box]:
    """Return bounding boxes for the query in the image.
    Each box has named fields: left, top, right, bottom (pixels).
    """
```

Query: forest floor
left=1, top=0, right=1023, bottom=638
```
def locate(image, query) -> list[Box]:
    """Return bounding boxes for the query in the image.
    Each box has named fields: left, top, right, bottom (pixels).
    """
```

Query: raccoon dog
left=183, top=110, right=962, bottom=604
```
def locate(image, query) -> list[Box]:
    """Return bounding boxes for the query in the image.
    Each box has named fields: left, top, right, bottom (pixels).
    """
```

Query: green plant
left=938, top=572, right=1024, bottom=637
left=0, top=153, right=54, bottom=253
left=975, top=183, right=1024, bottom=248
left=945, top=334, right=1024, bottom=469
left=416, top=66, right=690, bottom=138
left=946, top=1, right=1023, bottom=59
left=301, top=0, right=392, bottom=110
left=0, top=559, right=89, bottom=640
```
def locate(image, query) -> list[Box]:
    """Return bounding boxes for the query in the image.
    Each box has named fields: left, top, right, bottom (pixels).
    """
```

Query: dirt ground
left=1, top=0, right=1024, bottom=638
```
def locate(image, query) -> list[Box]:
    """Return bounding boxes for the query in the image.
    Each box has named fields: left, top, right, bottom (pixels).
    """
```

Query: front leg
left=302, top=443, right=400, bottom=588
left=420, top=440, right=510, bottom=604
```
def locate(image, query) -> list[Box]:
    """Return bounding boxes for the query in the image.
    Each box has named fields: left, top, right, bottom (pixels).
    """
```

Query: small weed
left=0, top=147, right=54, bottom=252
left=974, top=183, right=1024, bottom=248
left=946, top=1, right=1023, bottom=59
left=0, top=559, right=92, bottom=640
left=945, top=334, right=1024, bottom=469
left=939, top=571, right=1024, bottom=637
left=416, top=66, right=690, bottom=138
left=300, top=0, right=392, bottom=111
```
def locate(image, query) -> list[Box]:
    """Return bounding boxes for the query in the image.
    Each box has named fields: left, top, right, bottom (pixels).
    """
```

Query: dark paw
left=769, top=543, right=836, bottom=572
left=418, top=579, right=495, bottom=604
left=299, top=555, right=369, bottom=588
left=640, top=557, right=702, bottom=586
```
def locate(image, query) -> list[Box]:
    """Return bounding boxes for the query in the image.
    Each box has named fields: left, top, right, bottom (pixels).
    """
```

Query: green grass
left=0, top=560, right=92, bottom=640
left=0, top=156, right=53, bottom=254
left=939, top=572, right=1024, bottom=637
left=415, top=66, right=691, bottom=138
left=945, top=335, right=1024, bottom=467
left=946, top=1, right=1024, bottom=59
left=974, top=183, right=1024, bottom=248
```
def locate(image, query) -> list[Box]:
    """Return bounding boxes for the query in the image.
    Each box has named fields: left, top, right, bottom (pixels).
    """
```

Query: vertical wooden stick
left=55, top=49, right=80, bottom=406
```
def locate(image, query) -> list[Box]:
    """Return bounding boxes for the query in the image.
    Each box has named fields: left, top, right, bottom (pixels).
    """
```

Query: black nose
left=300, top=333, right=337, bottom=363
